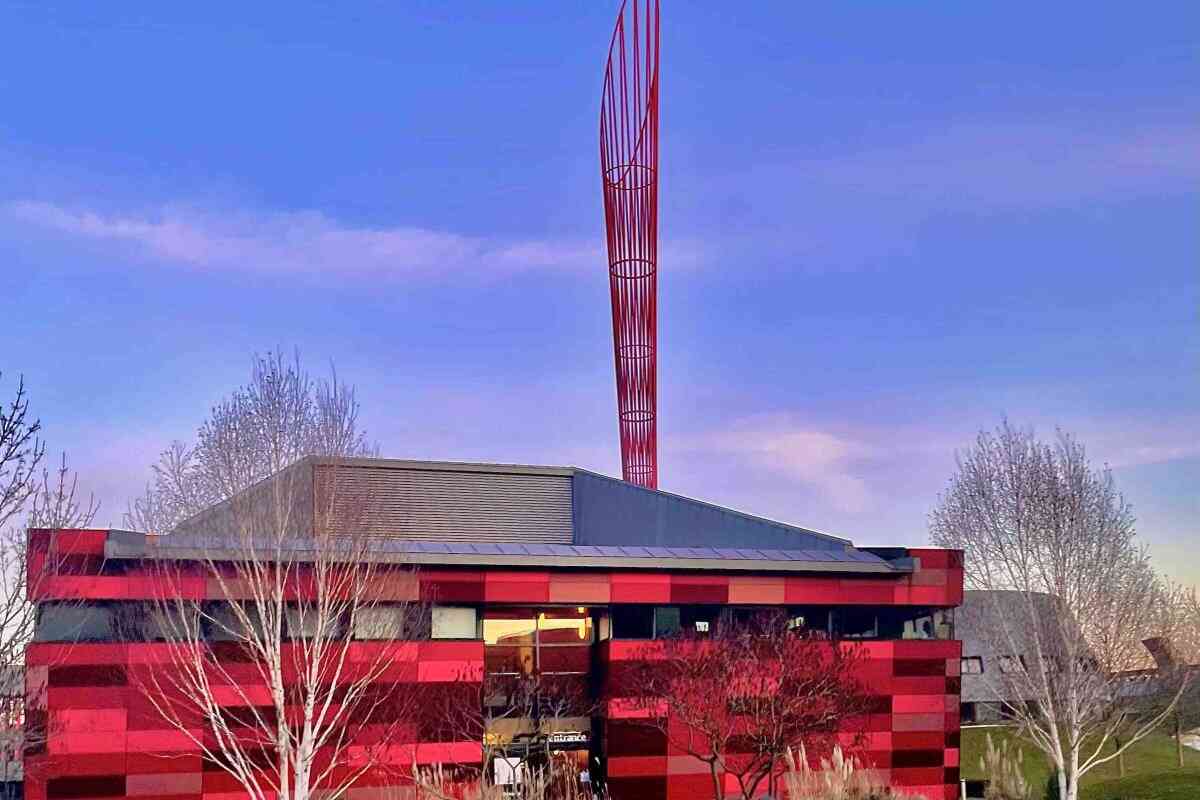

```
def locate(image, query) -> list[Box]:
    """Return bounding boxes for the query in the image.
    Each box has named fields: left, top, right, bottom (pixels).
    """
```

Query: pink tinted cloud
left=673, top=415, right=878, bottom=514
left=8, top=200, right=712, bottom=282
left=741, top=122, right=1200, bottom=210
left=8, top=201, right=603, bottom=280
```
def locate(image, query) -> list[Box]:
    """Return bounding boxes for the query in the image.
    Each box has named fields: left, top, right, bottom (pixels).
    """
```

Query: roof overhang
left=105, top=531, right=912, bottom=575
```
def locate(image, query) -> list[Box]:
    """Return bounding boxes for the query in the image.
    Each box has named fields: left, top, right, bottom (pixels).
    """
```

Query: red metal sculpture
left=600, top=0, right=660, bottom=489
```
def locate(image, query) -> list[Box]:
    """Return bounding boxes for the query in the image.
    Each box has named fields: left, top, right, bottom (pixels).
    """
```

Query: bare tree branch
left=930, top=420, right=1190, bottom=800
left=0, top=374, right=44, bottom=532
left=617, top=612, right=867, bottom=800
left=124, top=349, right=376, bottom=533
left=133, top=464, right=426, bottom=800
left=27, top=452, right=99, bottom=530
left=0, top=373, right=96, bottom=794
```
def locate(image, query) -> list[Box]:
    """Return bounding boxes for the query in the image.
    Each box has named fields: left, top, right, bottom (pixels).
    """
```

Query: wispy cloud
left=770, top=122, right=1200, bottom=209
left=1055, top=416, right=1200, bottom=471
left=666, top=407, right=1200, bottom=523
left=674, top=415, right=878, bottom=513
left=7, top=200, right=639, bottom=281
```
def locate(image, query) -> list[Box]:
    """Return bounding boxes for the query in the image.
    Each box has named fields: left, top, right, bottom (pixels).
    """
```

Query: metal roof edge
left=305, top=455, right=576, bottom=478
left=569, top=467, right=854, bottom=548
left=104, top=532, right=912, bottom=575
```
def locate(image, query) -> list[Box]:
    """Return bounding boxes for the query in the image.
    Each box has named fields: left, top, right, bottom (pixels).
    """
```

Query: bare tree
left=28, top=453, right=100, bottom=530
left=0, top=374, right=97, bottom=797
left=125, top=349, right=376, bottom=533
left=134, top=466, right=425, bottom=800
left=929, top=421, right=1189, bottom=800
left=1132, top=581, right=1200, bottom=771
left=618, top=613, right=867, bottom=800
left=0, top=374, right=44, bottom=532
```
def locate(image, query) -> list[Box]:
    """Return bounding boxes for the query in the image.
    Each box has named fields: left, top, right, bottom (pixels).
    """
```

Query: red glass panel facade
left=25, top=529, right=963, bottom=800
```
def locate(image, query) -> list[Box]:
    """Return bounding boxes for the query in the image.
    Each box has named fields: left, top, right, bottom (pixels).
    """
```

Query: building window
left=537, top=609, right=593, bottom=647
left=611, top=605, right=708, bottom=639
left=432, top=606, right=479, bottom=640
left=483, top=610, right=537, bottom=646
left=878, top=607, right=954, bottom=640
left=34, top=603, right=116, bottom=642
left=611, top=606, right=653, bottom=639
left=140, top=605, right=192, bottom=642
left=838, top=608, right=878, bottom=639
left=483, top=608, right=593, bottom=677
left=679, top=606, right=719, bottom=637
left=286, top=607, right=320, bottom=639
left=352, top=604, right=436, bottom=640
left=785, top=606, right=831, bottom=636
left=998, top=655, right=1027, bottom=674
left=653, top=607, right=681, bottom=638
left=206, top=602, right=266, bottom=642
left=961, top=656, right=984, bottom=675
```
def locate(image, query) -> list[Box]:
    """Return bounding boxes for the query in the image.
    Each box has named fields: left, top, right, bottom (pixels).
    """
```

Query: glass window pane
left=540, top=645, right=590, bottom=674
left=538, top=610, right=592, bottom=645
left=653, top=607, right=681, bottom=638
left=485, top=645, right=535, bottom=676
left=433, top=606, right=478, bottom=639
left=679, top=606, right=718, bottom=637
left=838, top=608, right=879, bottom=639
left=354, top=607, right=394, bottom=640
left=483, top=610, right=537, bottom=646
left=206, top=602, right=266, bottom=642
left=611, top=606, right=653, bottom=639
left=35, top=604, right=115, bottom=642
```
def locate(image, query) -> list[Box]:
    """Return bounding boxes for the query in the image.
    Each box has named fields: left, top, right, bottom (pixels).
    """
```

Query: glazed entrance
left=482, top=608, right=597, bottom=791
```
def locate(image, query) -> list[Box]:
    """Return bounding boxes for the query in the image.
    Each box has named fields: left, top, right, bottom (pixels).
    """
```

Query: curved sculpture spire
left=600, top=0, right=660, bottom=489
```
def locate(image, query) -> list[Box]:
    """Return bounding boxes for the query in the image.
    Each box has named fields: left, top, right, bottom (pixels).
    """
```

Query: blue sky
left=2, top=2, right=1196, bottom=583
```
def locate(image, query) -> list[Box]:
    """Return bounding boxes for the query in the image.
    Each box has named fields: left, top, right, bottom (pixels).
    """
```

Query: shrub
left=413, top=756, right=606, bottom=800
left=782, top=742, right=923, bottom=800
left=980, top=733, right=1032, bottom=800
left=1044, top=772, right=1061, bottom=800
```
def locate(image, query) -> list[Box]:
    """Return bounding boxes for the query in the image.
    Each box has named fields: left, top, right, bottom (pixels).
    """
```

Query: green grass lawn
left=959, top=726, right=1200, bottom=798
left=1078, top=769, right=1200, bottom=800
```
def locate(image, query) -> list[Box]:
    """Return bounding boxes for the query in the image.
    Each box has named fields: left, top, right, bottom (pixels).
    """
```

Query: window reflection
left=537, top=610, right=593, bottom=645
left=485, top=645, right=536, bottom=676
left=483, top=610, right=537, bottom=646
left=483, top=608, right=594, bottom=678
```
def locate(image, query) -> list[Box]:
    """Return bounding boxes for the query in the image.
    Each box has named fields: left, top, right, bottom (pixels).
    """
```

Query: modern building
left=25, top=458, right=963, bottom=800
left=956, top=591, right=1031, bottom=724
left=956, top=590, right=1082, bottom=724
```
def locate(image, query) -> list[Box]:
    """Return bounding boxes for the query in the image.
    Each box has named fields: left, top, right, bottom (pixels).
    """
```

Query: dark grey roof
left=171, top=456, right=856, bottom=554
left=571, top=468, right=848, bottom=551
left=106, top=531, right=908, bottom=574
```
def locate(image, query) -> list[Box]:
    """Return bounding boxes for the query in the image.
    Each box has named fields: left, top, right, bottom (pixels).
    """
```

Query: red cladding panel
left=484, top=571, right=550, bottom=603
left=669, top=576, right=729, bottom=604
left=549, top=572, right=612, bottom=604
left=838, top=580, right=897, bottom=605
left=49, top=529, right=108, bottom=556
left=727, top=575, right=786, bottom=605
left=608, top=756, right=669, bottom=777
left=420, top=570, right=485, bottom=604
left=611, top=572, right=671, bottom=603
left=784, top=577, right=842, bottom=603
